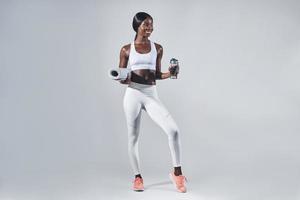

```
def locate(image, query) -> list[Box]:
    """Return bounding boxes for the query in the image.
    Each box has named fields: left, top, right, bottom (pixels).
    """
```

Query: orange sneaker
left=169, top=172, right=187, bottom=193
left=133, top=177, right=144, bottom=192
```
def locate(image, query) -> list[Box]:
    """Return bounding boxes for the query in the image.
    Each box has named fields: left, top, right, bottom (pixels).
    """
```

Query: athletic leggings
left=123, top=81, right=181, bottom=175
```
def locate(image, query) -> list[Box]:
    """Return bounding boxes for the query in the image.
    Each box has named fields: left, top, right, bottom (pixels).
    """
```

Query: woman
left=118, top=12, right=187, bottom=193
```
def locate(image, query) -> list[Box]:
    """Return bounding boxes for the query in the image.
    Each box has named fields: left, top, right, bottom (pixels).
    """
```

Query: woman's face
left=137, top=17, right=153, bottom=37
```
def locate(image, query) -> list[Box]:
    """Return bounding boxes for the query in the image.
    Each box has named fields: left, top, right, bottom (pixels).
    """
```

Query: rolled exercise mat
left=108, top=68, right=131, bottom=80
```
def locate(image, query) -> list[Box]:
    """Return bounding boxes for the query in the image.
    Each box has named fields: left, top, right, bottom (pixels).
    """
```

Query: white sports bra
left=128, top=40, right=157, bottom=71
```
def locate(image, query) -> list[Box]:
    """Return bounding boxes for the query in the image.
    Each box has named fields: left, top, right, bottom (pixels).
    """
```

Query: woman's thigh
left=144, top=97, right=179, bottom=134
left=123, top=88, right=143, bottom=128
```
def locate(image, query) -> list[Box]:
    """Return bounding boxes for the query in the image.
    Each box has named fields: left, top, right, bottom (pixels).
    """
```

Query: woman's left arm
left=155, top=44, right=171, bottom=80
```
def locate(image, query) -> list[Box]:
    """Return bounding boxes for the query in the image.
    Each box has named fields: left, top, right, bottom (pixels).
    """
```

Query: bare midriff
left=131, top=69, right=156, bottom=85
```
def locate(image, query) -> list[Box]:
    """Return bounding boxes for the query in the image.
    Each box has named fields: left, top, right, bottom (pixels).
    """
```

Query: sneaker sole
left=133, top=189, right=144, bottom=192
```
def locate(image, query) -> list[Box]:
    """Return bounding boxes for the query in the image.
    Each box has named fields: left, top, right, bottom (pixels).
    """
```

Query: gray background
left=1, top=0, right=300, bottom=199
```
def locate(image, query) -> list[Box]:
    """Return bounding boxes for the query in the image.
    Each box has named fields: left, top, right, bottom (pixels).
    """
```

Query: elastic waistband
left=128, top=81, right=157, bottom=90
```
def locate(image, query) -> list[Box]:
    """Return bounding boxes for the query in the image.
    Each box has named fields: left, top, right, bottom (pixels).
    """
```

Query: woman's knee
left=128, top=132, right=139, bottom=144
left=167, top=128, right=180, bottom=141
left=128, top=130, right=139, bottom=145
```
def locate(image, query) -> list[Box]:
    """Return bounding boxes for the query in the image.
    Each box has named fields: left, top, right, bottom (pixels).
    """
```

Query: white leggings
left=123, top=82, right=181, bottom=175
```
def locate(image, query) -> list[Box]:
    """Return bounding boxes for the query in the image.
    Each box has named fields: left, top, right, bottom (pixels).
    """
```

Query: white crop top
left=128, top=40, right=157, bottom=71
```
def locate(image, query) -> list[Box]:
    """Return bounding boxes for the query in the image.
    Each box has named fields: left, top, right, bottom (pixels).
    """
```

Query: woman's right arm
left=119, top=45, right=130, bottom=84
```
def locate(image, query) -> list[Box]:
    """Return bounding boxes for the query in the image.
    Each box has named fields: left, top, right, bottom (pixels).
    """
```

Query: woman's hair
left=132, top=12, right=153, bottom=40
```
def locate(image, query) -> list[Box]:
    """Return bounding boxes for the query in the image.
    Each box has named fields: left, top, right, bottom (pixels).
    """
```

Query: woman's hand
left=119, top=77, right=130, bottom=84
left=168, top=64, right=179, bottom=78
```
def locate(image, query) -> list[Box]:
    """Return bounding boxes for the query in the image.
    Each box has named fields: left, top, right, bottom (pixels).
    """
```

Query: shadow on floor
left=144, top=180, right=172, bottom=190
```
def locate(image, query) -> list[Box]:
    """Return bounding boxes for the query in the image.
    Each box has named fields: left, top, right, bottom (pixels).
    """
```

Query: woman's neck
left=135, top=35, right=149, bottom=44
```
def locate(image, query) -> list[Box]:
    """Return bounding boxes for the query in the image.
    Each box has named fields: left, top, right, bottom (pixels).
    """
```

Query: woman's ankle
left=174, top=166, right=182, bottom=176
left=135, top=174, right=142, bottom=179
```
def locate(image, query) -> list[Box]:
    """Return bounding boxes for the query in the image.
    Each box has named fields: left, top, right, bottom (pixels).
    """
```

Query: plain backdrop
left=0, top=0, right=300, bottom=200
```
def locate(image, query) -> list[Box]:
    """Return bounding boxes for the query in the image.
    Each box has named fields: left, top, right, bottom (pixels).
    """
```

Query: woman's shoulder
left=121, top=43, right=131, bottom=51
left=153, top=42, right=163, bottom=54
left=120, top=43, right=131, bottom=57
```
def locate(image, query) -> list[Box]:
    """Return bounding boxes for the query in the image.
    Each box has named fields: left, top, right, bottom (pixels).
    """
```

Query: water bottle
left=169, top=58, right=179, bottom=79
